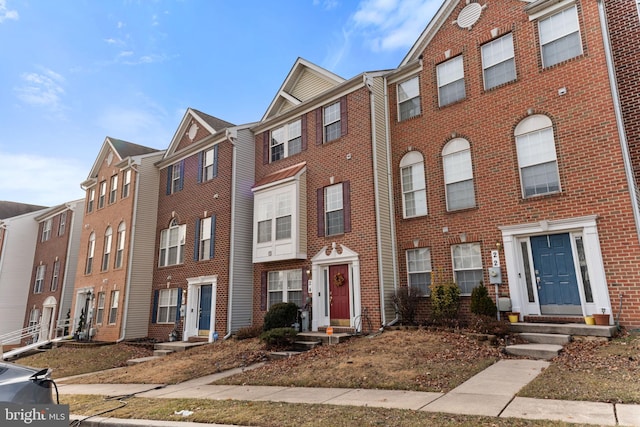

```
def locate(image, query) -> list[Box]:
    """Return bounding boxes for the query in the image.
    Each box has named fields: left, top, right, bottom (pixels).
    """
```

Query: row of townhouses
left=2, top=0, right=640, bottom=350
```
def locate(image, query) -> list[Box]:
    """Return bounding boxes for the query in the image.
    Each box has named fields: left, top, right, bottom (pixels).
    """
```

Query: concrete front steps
left=269, top=330, right=353, bottom=360
left=506, top=321, right=618, bottom=360
left=127, top=340, right=208, bottom=365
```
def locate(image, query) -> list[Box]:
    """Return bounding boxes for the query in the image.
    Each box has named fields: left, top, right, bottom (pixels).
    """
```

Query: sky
left=0, top=0, right=440, bottom=207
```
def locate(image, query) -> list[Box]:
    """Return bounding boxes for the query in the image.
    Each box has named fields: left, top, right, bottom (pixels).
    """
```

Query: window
left=41, top=219, right=52, bottom=242
left=256, top=194, right=291, bottom=244
left=398, top=77, right=421, bottom=120
left=515, top=115, right=560, bottom=197
left=482, top=33, right=516, bottom=89
left=157, top=288, right=179, bottom=323
left=539, top=5, right=582, bottom=68
left=98, top=181, right=106, bottom=209
left=637, top=0, right=640, bottom=20
left=271, top=120, right=302, bottom=162
left=267, top=269, right=302, bottom=309
left=34, top=264, right=45, bottom=293
left=324, top=101, right=341, bottom=142
left=95, top=292, right=105, bottom=324
left=109, top=175, right=118, bottom=204
left=452, top=243, right=483, bottom=294
left=115, top=222, right=126, bottom=268
left=167, top=161, right=184, bottom=194
left=407, top=248, right=431, bottom=296
left=28, top=308, right=40, bottom=329
left=400, top=151, right=427, bottom=218
left=50, top=260, right=60, bottom=291
left=108, top=290, right=120, bottom=324
left=58, top=211, right=66, bottom=236
left=102, top=226, right=112, bottom=271
left=87, top=188, right=95, bottom=213
left=200, top=146, right=218, bottom=182
left=437, top=55, right=465, bottom=106
left=256, top=200, right=272, bottom=244
left=443, top=138, right=475, bottom=210
left=195, top=216, right=216, bottom=261
left=318, top=182, right=351, bottom=237
left=122, top=169, right=132, bottom=198
left=159, top=219, right=186, bottom=266
left=85, top=232, right=95, bottom=274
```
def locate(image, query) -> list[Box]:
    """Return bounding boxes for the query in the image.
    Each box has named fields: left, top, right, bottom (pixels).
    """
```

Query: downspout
left=597, top=0, right=640, bottom=244
left=224, top=129, right=237, bottom=340
left=118, top=161, right=140, bottom=342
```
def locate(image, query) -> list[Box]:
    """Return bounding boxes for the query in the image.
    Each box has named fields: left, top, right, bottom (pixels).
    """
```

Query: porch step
left=510, top=322, right=618, bottom=338
left=293, top=340, right=321, bottom=351
left=296, top=331, right=351, bottom=345
left=505, top=343, right=563, bottom=360
left=127, top=356, right=162, bottom=365
left=153, top=341, right=208, bottom=352
left=523, top=315, right=585, bottom=324
left=269, top=351, right=303, bottom=360
left=518, top=332, right=571, bottom=345
left=153, top=349, right=174, bottom=357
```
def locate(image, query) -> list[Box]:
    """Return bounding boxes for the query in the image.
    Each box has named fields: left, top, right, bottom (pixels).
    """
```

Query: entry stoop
left=505, top=343, right=564, bottom=360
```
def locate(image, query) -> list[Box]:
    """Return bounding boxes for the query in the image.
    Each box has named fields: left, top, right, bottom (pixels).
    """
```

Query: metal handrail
left=0, top=323, right=40, bottom=344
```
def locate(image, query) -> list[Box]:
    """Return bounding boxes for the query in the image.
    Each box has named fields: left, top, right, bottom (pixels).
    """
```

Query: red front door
left=329, top=264, right=350, bottom=326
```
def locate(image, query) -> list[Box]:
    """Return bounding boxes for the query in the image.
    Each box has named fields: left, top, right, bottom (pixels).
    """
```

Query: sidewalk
left=60, top=359, right=640, bottom=427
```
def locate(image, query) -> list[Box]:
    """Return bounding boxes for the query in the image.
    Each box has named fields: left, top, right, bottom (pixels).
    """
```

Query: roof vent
left=456, top=2, right=484, bottom=29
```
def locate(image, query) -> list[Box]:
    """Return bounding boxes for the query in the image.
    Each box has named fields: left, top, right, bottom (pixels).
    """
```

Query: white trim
left=527, top=0, right=576, bottom=21
left=184, top=275, right=217, bottom=342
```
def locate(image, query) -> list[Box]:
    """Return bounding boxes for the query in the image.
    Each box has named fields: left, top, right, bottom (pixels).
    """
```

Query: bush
left=259, top=327, right=298, bottom=349
left=234, top=324, right=263, bottom=340
left=392, top=286, right=422, bottom=325
left=470, top=282, right=497, bottom=317
left=430, top=281, right=460, bottom=323
left=263, top=302, right=299, bottom=331
left=469, top=315, right=511, bottom=336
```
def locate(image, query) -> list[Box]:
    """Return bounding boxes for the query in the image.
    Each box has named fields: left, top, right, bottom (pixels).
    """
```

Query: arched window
left=442, top=138, right=475, bottom=211
left=159, top=218, right=186, bottom=266
left=515, top=115, right=560, bottom=197
left=102, top=226, right=113, bottom=271
left=85, top=232, right=95, bottom=274
left=115, top=222, right=126, bottom=269
left=400, top=151, right=427, bottom=218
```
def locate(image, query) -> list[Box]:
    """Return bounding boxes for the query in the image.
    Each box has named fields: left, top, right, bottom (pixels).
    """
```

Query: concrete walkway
left=59, top=359, right=640, bottom=426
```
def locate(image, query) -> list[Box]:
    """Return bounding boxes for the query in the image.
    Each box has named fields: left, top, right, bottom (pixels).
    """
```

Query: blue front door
left=530, top=234, right=581, bottom=314
left=198, top=285, right=212, bottom=333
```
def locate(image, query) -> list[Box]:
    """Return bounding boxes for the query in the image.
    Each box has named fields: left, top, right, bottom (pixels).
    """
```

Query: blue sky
left=0, top=0, right=439, bottom=207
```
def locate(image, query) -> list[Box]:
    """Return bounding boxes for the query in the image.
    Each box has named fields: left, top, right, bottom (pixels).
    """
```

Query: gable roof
left=252, top=162, right=307, bottom=191
left=0, top=201, right=48, bottom=220
left=261, top=57, right=345, bottom=122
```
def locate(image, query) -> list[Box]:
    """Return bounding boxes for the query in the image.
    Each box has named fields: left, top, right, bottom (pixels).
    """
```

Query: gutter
left=224, top=128, right=237, bottom=340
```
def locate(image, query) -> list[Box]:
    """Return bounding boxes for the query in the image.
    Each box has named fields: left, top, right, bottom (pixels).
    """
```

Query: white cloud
left=0, top=0, right=18, bottom=23
left=14, top=67, right=66, bottom=114
left=313, top=0, right=339, bottom=10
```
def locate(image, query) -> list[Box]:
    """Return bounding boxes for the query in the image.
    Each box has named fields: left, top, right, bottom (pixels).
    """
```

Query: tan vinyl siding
left=229, top=128, right=255, bottom=332
left=124, top=153, right=163, bottom=339
left=298, top=171, right=307, bottom=256
left=291, top=69, right=337, bottom=103
left=59, top=201, right=85, bottom=324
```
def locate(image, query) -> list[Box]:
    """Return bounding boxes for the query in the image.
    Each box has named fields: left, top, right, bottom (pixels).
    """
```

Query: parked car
left=0, top=362, right=56, bottom=404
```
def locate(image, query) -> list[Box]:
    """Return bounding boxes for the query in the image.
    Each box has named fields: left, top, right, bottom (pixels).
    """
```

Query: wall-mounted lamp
left=306, top=269, right=312, bottom=279
left=496, top=241, right=502, bottom=250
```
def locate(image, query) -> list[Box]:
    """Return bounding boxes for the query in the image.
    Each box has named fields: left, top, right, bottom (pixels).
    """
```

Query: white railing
left=0, top=323, right=40, bottom=345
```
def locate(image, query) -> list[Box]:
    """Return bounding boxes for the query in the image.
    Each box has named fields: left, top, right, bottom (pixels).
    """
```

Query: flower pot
left=508, top=313, right=519, bottom=323
left=592, top=313, right=610, bottom=326
left=584, top=316, right=595, bottom=325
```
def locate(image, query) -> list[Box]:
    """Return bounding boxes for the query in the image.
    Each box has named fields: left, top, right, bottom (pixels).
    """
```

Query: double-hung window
left=271, top=120, right=302, bottom=162
left=166, top=161, right=184, bottom=194
left=452, top=243, right=483, bottom=295
left=85, top=232, right=95, bottom=274
left=195, top=216, right=216, bottom=261
left=437, top=55, right=465, bottom=106
left=200, top=146, right=218, bottom=182
left=443, top=138, right=475, bottom=211
left=87, top=188, right=95, bottom=213
left=159, top=219, right=186, bottom=266
left=58, top=211, right=66, bottom=236
left=400, top=151, right=427, bottom=218
left=98, top=181, right=106, bottom=209
left=122, top=169, right=131, bottom=198
left=34, top=265, right=45, bottom=294
left=50, top=260, right=60, bottom=291
left=324, top=102, right=342, bottom=143
left=538, top=5, right=582, bottom=68
left=325, top=184, right=344, bottom=236
left=267, top=269, right=303, bottom=309
left=256, top=194, right=291, bottom=242
left=482, top=33, right=516, bottom=90
left=41, top=219, right=52, bottom=242
left=398, top=77, right=421, bottom=121
left=95, top=292, right=105, bottom=324
left=109, top=175, right=118, bottom=204
left=108, top=290, right=119, bottom=324
left=407, top=248, right=431, bottom=296
left=157, top=288, right=179, bottom=323
left=102, top=226, right=112, bottom=271
left=515, top=115, right=560, bottom=197
left=256, top=200, right=273, bottom=244
left=115, top=222, right=126, bottom=268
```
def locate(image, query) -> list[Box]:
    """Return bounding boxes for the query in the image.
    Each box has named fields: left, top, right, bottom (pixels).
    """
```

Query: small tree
left=392, top=286, right=422, bottom=325
left=429, top=269, right=460, bottom=323
left=263, top=302, right=299, bottom=331
left=470, top=281, right=497, bottom=317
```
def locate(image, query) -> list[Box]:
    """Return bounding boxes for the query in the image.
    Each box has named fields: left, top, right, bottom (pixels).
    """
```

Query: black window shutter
left=340, top=96, right=348, bottom=137
left=317, top=187, right=325, bottom=237
left=301, top=114, right=308, bottom=151
left=260, top=271, right=268, bottom=311
left=151, top=290, right=159, bottom=323
left=197, top=151, right=203, bottom=183
left=166, top=165, right=173, bottom=195
left=178, top=160, right=185, bottom=191
left=194, top=218, right=201, bottom=261
left=343, top=181, right=351, bottom=233
left=263, top=133, right=270, bottom=165
left=316, top=107, right=323, bottom=145
left=212, top=145, right=218, bottom=178
left=210, top=214, right=216, bottom=259
left=175, top=289, right=182, bottom=322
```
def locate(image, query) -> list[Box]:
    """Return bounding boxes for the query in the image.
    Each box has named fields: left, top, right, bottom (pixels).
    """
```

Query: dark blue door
left=531, top=234, right=581, bottom=311
left=199, top=285, right=212, bottom=332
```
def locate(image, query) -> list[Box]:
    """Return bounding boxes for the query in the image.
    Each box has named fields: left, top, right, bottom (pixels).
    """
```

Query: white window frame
left=122, top=169, right=131, bottom=198
left=157, top=288, right=179, bottom=323
left=58, top=211, right=66, bottom=236
left=108, top=290, right=119, bottom=324
left=482, top=33, right=516, bottom=90
left=443, top=138, right=475, bottom=211
left=452, top=243, right=483, bottom=295
left=323, top=101, right=341, bottom=143
left=271, top=119, right=302, bottom=162
left=171, top=162, right=181, bottom=194
left=95, top=292, right=105, bottom=324
left=109, top=175, right=118, bottom=204
left=325, top=183, right=344, bottom=236
left=102, top=226, right=112, bottom=272
left=98, top=181, right=106, bottom=209
left=202, top=147, right=216, bottom=181
left=159, top=219, right=186, bottom=267
left=515, top=115, right=560, bottom=198
left=400, top=151, right=427, bottom=218
left=87, top=188, right=95, bottom=213
left=115, top=222, right=126, bottom=268
left=41, top=219, right=52, bottom=242
left=538, top=5, right=582, bottom=68
left=86, top=232, right=95, bottom=274
left=34, top=264, right=45, bottom=294
left=406, top=248, right=431, bottom=296
left=50, top=260, right=60, bottom=291
left=267, top=269, right=303, bottom=309
left=398, top=76, right=421, bottom=121
left=256, top=192, right=292, bottom=242
left=199, top=217, right=213, bottom=260
left=29, top=308, right=40, bottom=329
left=437, top=55, right=465, bottom=107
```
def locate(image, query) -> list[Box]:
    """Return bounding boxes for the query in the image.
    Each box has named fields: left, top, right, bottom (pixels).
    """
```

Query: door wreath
left=334, top=272, right=345, bottom=287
